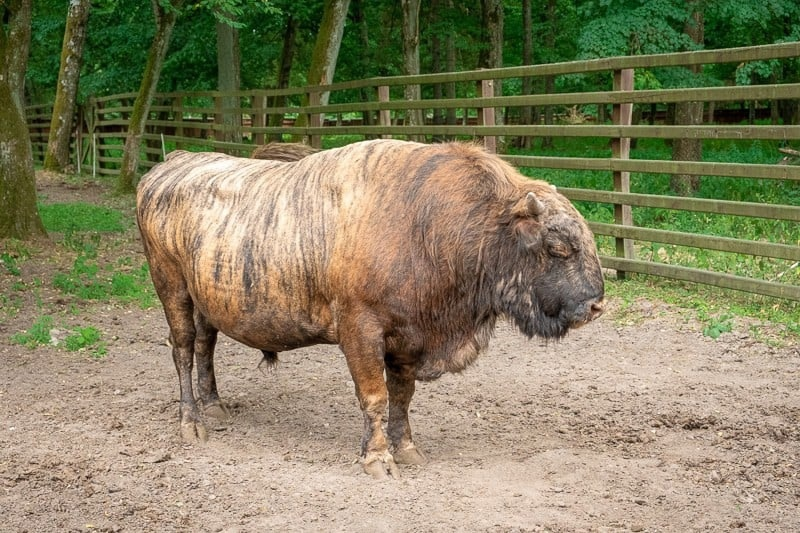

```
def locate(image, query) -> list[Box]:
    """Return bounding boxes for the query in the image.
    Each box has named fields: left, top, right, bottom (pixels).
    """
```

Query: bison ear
left=511, top=193, right=545, bottom=248
left=511, top=192, right=545, bottom=218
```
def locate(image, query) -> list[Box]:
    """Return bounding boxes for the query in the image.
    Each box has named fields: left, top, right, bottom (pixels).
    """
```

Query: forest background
left=22, top=0, right=800, bottom=104
left=2, top=0, right=799, bottom=263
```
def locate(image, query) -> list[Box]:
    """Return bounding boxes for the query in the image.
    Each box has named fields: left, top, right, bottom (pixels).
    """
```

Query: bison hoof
left=393, top=446, right=427, bottom=465
left=203, top=401, right=230, bottom=420
left=363, top=453, right=401, bottom=480
left=180, top=420, right=209, bottom=444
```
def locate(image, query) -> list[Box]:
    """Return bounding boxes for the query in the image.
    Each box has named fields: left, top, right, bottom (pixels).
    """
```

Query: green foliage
left=699, top=311, right=734, bottom=339
left=577, top=0, right=695, bottom=58
left=24, top=0, right=800, bottom=108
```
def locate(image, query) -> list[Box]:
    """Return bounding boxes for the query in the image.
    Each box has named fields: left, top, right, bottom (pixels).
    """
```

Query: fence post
left=172, top=96, right=184, bottom=150
left=378, top=85, right=391, bottom=139
left=477, top=78, right=496, bottom=153
left=612, top=68, right=635, bottom=278
left=252, top=94, right=266, bottom=146
left=214, top=94, right=224, bottom=151
left=307, top=91, right=322, bottom=149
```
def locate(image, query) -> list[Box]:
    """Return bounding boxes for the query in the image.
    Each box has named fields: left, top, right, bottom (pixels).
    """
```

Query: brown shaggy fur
left=136, top=139, right=605, bottom=478
left=251, top=142, right=319, bottom=161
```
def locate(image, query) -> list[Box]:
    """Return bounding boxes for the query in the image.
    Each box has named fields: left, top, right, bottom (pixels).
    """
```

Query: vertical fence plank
left=308, top=91, right=322, bottom=149
left=214, top=95, right=224, bottom=151
left=252, top=94, right=266, bottom=147
left=378, top=85, right=391, bottom=139
left=172, top=96, right=184, bottom=150
left=478, top=78, right=496, bottom=153
left=612, top=68, right=635, bottom=278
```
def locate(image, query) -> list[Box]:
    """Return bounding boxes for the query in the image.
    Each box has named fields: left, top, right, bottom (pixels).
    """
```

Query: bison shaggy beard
left=136, top=139, right=604, bottom=479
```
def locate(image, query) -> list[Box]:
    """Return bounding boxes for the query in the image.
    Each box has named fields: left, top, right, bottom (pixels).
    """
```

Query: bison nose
left=589, top=298, right=605, bottom=320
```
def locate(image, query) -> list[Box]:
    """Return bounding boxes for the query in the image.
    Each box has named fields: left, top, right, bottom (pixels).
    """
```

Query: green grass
left=605, top=271, right=799, bottom=344
left=1, top=252, right=22, bottom=276
left=38, top=202, right=126, bottom=233
left=52, top=251, right=156, bottom=308
left=11, top=314, right=107, bottom=358
left=11, top=315, right=54, bottom=348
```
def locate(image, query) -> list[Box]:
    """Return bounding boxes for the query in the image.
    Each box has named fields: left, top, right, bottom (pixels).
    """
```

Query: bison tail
left=258, top=350, right=280, bottom=374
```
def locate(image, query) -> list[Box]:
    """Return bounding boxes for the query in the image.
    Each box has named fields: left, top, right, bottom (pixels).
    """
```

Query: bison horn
left=525, top=192, right=545, bottom=216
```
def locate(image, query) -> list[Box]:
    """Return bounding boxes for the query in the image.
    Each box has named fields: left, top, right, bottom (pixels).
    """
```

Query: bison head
left=492, top=189, right=605, bottom=340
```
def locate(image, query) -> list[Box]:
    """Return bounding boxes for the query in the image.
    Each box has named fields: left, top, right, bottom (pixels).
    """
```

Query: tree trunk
left=5, top=0, right=31, bottom=108
left=444, top=0, right=456, bottom=137
left=117, top=0, right=181, bottom=194
left=430, top=0, right=443, bottom=141
left=292, top=0, right=351, bottom=143
left=670, top=1, right=704, bottom=196
left=477, top=0, right=503, bottom=150
left=401, top=0, right=423, bottom=141
left=216, top=18, right=241, bottom=147
left=517, top=0, right=533, bottom=149
left=351, top=0, right=376, bottom=135
left=0, top=0, right=46, bottom=240
left=44, top=0, right=91, bottom=173
left=267, top=14, right=299, bottom=142
left=541, top=0, right=556, bottom=149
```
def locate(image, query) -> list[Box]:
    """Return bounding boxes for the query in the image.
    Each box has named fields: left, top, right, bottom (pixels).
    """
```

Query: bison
left=136, top=139, right=605, bottom=479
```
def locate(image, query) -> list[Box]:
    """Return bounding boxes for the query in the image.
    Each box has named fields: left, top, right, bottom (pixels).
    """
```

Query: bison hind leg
left=386, top=360, right=428, bottom=467
left=193, top=310, right=230, bottom=421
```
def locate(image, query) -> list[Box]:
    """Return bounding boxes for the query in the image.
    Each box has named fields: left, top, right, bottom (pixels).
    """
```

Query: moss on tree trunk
left=44, top=0, right=91, bottom=173
left=1, top=0, right=46, bottom=240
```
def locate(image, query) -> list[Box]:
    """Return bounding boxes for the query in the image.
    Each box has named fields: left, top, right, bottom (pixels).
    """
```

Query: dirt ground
left=1, top=175, right=798, bottom=532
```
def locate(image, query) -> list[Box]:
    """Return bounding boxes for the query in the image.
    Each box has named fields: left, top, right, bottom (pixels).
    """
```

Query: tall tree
left=305, top=0, right=351, bottom=104
left=401, top=0, right=423, bottom=138
left=1, top=0, right=46, bottom=240
left=291, top=0, right=351, bottom=144
left=671, top=0, right=704, bottom=196
left=43, top=0, right=91, bottom=172
left=351, top=0, right=375, bottom=132
left=479, top=0, right=503, bottom=149
left=267, top=13, right=300, bottom=141
left=516, top=0, right=533, bottom=149
left=117, top=0, right=182, bottom=193
left=216, top=16, right=242, bottom=145
left=478, top=0, right=503, bottom=73
left=541, top=0, right=556, bottom=149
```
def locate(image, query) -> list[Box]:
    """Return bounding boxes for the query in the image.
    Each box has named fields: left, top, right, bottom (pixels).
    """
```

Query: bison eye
left=544, top=222, right=579, bottom=258
left=547, top=242, right=573, bottom=258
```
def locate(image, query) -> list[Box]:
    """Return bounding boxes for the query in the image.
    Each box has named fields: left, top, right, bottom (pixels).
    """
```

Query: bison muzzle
left=136, top=139, right=605, bottom=479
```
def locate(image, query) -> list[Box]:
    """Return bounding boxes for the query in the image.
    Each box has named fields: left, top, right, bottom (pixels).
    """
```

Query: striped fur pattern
left=136, top=139, right=605, bottom=478
left=251, top=141, right=319, bottom=161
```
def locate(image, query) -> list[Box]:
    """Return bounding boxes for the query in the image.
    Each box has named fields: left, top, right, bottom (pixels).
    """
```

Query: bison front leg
left=193, top=310, right=229, bottom=420
left=340, top=318, right=399, bottom=480
left=385, top=359, right=427, bottom=466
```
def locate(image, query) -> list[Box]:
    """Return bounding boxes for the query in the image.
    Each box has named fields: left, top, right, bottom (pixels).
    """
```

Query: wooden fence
left=26, top=42, right=800, bottom=301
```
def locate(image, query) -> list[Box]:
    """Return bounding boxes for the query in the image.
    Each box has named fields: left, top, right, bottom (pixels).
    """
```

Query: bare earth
left=1, top=176, right=798, bottom=532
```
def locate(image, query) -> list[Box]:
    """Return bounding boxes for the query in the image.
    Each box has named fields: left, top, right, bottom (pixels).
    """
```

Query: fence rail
left=25, top=42, right=800, bottom=301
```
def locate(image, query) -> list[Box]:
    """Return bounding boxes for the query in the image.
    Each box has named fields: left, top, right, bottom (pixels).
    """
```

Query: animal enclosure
left=25, top=42, right=800, bottom=301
